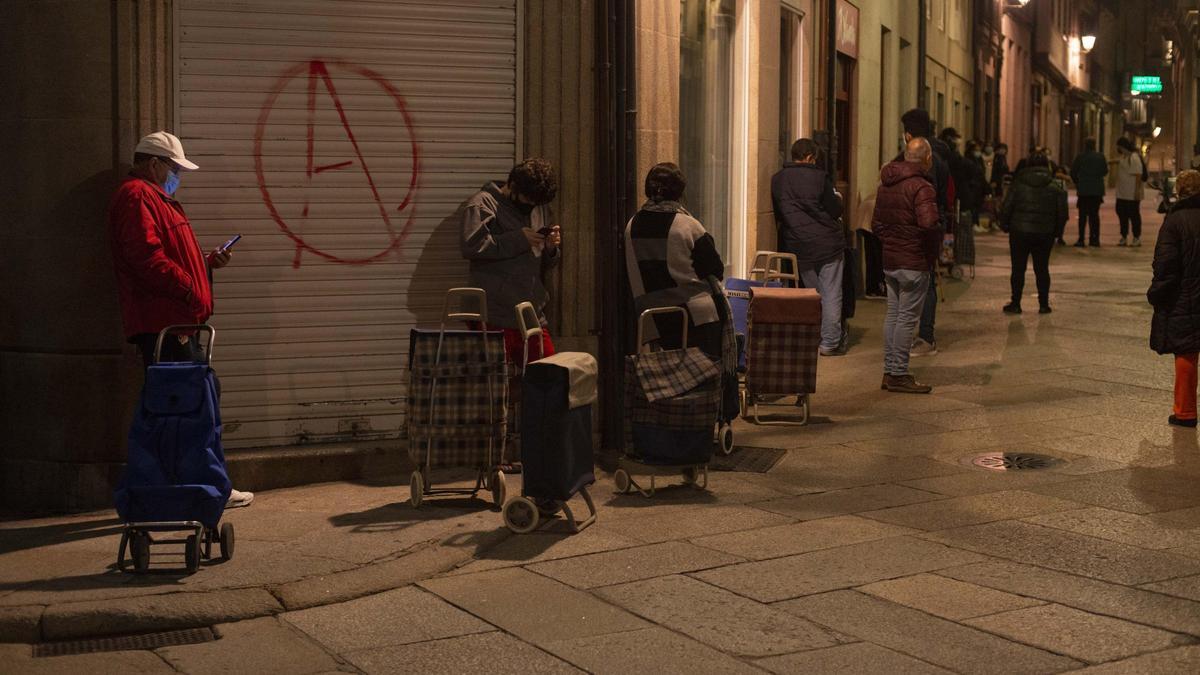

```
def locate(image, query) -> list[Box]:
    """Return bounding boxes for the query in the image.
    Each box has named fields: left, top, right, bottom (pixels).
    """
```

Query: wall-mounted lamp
left=1080, top=35, right=1096, bottom=52
left=1153, top=126, right=1163, bottom=138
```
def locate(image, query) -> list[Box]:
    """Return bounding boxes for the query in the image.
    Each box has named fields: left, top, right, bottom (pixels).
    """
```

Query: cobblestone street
left=4, top=199, right=1200, bottom=673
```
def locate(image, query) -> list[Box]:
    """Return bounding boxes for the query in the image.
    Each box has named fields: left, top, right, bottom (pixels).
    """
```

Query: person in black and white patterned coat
left=624, top=162, right=725, bottom=358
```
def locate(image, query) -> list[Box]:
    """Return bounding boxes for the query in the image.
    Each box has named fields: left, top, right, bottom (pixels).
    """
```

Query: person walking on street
left=771, top=138, right=847, bottom=356
left=873, top=138, right=941, bottom=394
left=1149, top=170, right=1200, bottom=428
left=898, top=109, right=950, bottom=357
left=461, top=158, right=562, bottom=363
left=999, top=155, right=1068, bottom=315
left=108, top=131, right=253, bottom=509
left=1115, top=138, right=1147, bottom=247
left=1070, top=137, right=1108, bottom=248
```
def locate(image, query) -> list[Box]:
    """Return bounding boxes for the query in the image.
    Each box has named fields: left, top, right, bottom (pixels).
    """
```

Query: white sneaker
left=1118, top=237, right=1128, bottom=246
left=226, top=489, right=254, bottom=508
left=1133, top=238, right=1142, bottom=247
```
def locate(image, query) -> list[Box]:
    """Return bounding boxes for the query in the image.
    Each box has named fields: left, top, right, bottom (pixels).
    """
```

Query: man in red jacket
left=108, top=131, right=253, bottom=508
left=872, top=138, right=941, bottom=394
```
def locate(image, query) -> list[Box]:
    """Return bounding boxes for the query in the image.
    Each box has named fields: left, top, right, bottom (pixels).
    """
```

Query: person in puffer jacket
left=998, top=154, right=1068, bottom=315
left=871, top=138, right=941, bottom=394
left=1149, top=170, right=1200, bottom=428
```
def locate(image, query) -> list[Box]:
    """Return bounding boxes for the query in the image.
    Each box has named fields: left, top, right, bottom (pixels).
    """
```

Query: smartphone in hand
left=221, top=234, right=243, bottom=252
left=537, top=227, right=554, bottom=237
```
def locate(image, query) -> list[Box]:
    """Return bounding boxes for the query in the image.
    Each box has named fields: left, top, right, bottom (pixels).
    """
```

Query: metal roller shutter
left=175, top=0, right=519, bottom=448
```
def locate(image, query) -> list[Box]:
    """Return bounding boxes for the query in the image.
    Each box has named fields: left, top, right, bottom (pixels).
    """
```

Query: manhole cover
left=965, top=452, right=1062, bottom=472
left=34, top=627, right=220, bottom=657
left=711, top=446, right=787, bottom=473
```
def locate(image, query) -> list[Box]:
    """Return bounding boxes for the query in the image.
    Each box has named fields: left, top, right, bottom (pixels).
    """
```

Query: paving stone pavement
left=4, top=198, right=1200, bottom=673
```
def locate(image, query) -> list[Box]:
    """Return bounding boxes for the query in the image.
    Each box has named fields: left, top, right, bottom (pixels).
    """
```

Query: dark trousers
left=1116, top=199, right=1142, bottom=239
left=1009, top=233, right=1054, bottom=307
left=1077, top=195, right=1102, bottom=244
left=918, top=270, right=937, bottom=344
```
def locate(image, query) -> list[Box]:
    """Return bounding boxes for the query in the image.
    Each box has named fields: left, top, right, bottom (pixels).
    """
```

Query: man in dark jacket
left=873, top=138, right=941, bottom=394
left=771, top=138, right=846, bottom=355
left=999, top=155, right=1068, bottom=315
left=991, top=143, right=1011, bottom=190
left=1070, top=137, right=1108, bottom=247
left=1149, top=170, right=1200, bottom=427
left=462, top=158, right=562, bottom=363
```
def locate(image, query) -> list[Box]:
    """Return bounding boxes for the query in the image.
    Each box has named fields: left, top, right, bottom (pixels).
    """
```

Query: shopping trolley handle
left=442, top=288, right=488, bottom=327
left=636, top=307, right=688, bottom=353
left=513, top=302, right=544, bottom=369
left=154, top=324, right=215, bottom=365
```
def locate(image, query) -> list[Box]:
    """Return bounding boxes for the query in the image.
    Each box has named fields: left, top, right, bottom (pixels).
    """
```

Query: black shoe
left=1039, top=306, right=1052, bottom=314
left=1073, top=240, right=1086, bottom=248
left=1056, top=238, right=1066, bottom=246
left=1003, top=303, right=1022, bottom=314
left=1169, top=415, right=1198, bottom=428
left=1090, top=241, right=1101, bottom=248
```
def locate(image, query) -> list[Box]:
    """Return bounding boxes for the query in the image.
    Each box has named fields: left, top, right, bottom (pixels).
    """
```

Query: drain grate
left=711, top=446, right=787, bottom=473
left=967, top=452, right=1062, bottom=472
left=34, top=627, right=219, bottom=658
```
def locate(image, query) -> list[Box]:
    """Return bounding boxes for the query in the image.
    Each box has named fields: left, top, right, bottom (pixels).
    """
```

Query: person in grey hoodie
left=461, top=158, right=562, bottom=362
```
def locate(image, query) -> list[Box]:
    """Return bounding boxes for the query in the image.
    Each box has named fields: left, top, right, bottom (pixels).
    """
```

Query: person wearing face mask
left=108, top=131, right=253, bottom=509
left=461, top=158, right=562, bottom=364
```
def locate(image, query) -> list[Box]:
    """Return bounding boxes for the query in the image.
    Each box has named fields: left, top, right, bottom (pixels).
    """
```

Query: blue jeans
left=799, top=256, right=845, bottom=351
left=918, top=272, right=937, bottom=344
left=884, top=269, right=930, bottom=376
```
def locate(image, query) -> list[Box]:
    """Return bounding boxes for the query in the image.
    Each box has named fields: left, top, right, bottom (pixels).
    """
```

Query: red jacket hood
left=880, top=160, right=933, bottom=188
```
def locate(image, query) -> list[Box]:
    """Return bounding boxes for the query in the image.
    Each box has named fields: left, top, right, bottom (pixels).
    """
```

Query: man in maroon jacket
left=108, top=131, right=253, bottom=508
left=872, top=138, right=941, bottom=394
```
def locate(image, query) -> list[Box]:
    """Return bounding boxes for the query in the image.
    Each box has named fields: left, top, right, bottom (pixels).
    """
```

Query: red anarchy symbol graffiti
left=254, top=59, right=420, bottom=267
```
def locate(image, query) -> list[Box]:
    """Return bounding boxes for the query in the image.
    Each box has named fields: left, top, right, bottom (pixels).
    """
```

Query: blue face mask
left=163, top=170, right=180, bottom=196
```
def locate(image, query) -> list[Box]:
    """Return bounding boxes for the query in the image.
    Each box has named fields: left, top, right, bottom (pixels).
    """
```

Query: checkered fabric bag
left=407, top=329, right=508, bottom=469
left=635, top=346, right=720, bottom=402
left=745, top=322, right=820, bottom=396
left=624, top=354, right=720, bottom=435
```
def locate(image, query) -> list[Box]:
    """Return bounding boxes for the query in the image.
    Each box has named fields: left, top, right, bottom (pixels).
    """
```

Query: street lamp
left=1080, top=34, right=1096, bottom=52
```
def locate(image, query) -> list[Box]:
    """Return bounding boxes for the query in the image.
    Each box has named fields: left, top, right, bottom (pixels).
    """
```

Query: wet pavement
left=3, top=196, right=1200, bottom=673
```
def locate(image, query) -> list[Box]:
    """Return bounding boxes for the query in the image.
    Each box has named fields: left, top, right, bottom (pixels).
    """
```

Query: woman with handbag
left=1149, top=170, right=1200, bottom=427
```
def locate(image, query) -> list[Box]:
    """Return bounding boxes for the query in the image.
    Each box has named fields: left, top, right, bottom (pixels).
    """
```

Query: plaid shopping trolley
left=407, top=288, right=509, bottom=508
left=743, top=286, right=821, bottom=425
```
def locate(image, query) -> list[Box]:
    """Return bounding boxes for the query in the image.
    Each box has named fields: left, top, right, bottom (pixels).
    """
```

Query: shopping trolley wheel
left=738, top=389, right=748, bottom=418
left=409, top=471, right=424, bottom=508
left=184, top=534, right=201, bottom=573
left=797, top=394, right=811, bottom=425
left=613, top=469, right=631, bottom=494
left=131, top=531, right=150, bottom=573
left=219, top=523, right=235, bottom=562
left=491, top=470, right=507, bottom=508
left=502, top=497, right=540, bottom=534
left=718, top=424, right=735, bottom=456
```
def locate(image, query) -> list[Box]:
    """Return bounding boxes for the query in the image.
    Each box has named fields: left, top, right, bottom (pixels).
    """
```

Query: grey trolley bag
left=502, top=351, right=599, bottom=534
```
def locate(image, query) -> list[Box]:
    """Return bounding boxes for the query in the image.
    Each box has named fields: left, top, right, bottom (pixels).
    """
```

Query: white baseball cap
left=134, top=131, right=199, bottom=170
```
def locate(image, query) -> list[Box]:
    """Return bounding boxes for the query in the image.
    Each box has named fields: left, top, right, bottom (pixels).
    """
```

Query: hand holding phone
left=539, top=225, right=561, bottom=249
left=221, top=234, right=243, bottom=252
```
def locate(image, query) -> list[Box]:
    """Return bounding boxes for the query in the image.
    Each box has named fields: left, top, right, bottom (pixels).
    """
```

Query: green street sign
left=1132, top=75, right=1163, bottom=94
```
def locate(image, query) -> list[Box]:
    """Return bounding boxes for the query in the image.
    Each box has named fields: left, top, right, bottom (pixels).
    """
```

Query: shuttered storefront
left=176, top=0, right=519, bottom=448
